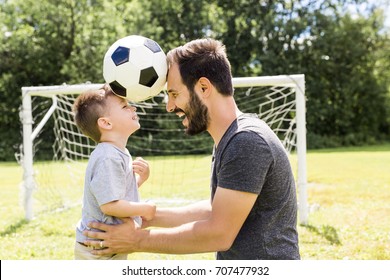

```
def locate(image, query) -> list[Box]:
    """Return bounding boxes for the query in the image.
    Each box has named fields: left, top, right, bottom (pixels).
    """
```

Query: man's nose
left=166, top=96, right=175, bottom=113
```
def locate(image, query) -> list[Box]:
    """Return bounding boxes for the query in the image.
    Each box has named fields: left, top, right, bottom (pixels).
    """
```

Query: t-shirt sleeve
left=217, top=131, right=274, bottom=194
left=90, top=156, right=127, bottom=206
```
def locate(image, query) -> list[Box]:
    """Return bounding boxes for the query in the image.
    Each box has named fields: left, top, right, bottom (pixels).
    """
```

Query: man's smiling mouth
left=175, top=110, right=188, bottom=127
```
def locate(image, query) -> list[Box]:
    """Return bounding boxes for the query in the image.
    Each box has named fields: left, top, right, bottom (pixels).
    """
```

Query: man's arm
left=84, top=187, right=257, bottom=255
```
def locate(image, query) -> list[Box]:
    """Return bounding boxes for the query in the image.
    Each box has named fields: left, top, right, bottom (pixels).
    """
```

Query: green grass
left=1, top=144, right=389, bottom=259
left=298, top=144, right=390, bottom=259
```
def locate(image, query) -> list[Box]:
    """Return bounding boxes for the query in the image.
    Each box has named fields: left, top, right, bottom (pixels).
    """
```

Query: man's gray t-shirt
left=211, top=114, right=300, bottom=259
left=76, top=143, right=141, bottom=243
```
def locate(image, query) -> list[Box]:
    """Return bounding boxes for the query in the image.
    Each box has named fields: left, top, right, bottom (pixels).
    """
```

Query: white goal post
left=20, top=75, right=308, bottom=224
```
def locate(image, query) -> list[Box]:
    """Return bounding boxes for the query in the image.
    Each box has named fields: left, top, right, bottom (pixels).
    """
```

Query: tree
left=300, top=3, right=390, bottom=146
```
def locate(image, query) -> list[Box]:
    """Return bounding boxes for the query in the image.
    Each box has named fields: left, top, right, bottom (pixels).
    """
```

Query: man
left=84, top=38, right=300, bottom=259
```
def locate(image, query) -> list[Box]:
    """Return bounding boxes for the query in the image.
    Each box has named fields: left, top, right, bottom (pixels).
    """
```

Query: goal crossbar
left=21, top=75, right=303, bottom=97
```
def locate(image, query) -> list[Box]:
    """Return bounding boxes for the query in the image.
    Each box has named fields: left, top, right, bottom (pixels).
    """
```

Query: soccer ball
left=103, top=35, right=168, bottom=102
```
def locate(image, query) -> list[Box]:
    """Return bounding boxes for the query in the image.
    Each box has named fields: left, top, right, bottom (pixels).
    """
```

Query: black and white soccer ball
left=103, top=35, right=167, bottom=102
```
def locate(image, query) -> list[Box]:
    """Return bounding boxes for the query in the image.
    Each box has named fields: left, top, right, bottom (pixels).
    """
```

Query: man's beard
left=184, top=88, right=210, bottom=136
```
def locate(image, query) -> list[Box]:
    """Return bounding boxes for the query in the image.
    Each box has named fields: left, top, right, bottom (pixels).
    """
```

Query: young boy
left=72, top=84, right=156, bottom=260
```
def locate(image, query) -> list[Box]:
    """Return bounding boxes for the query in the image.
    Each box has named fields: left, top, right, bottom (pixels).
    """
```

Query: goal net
left=18, top=75, right=308, bottom=224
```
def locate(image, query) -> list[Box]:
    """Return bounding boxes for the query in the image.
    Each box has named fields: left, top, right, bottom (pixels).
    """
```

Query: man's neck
left=207, top=97, right=242, bottom=147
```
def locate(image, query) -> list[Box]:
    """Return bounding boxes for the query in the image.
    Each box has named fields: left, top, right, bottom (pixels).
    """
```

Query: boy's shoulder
left=90, top=143, right=129, bottom=161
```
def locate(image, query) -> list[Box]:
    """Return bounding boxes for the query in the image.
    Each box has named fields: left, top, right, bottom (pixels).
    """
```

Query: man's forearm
left=137, top=219, right=230, bottom=254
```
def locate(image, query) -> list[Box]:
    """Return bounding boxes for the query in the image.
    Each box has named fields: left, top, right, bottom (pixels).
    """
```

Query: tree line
left=1, top=0, right=389, bottom=161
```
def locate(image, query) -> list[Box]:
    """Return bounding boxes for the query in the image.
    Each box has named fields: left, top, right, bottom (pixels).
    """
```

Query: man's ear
left=197, top=77, right=212, bottom=97
left=97, top=117, right=112, bottom=130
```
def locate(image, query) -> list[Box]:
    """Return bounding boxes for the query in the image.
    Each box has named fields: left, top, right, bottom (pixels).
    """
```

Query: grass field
left=0, top=144, right=389, bottom=260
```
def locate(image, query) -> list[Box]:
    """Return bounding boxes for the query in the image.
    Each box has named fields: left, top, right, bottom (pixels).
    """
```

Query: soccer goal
left=18, top=75, right=308, bottom=224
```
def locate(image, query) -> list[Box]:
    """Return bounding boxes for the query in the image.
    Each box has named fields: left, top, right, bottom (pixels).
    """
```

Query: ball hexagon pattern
left=103, top=35, right=167, bottom=102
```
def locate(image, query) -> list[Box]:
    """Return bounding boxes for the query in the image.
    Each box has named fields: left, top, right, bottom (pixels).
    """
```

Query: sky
left=370, top=0, right=390, bottom=28
left=385, top=4, right=390, bottom=27
left=347, top=0, right=390, bottom=30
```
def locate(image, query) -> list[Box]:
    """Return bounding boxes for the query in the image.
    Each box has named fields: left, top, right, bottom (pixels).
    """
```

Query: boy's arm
left=145, top=200, right=211, bottom=228
left=100, top=200, right=156, bottom=221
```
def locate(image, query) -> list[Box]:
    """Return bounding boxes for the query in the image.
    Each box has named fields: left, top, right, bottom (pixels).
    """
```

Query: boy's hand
left=133, top=157, right=150, bottom=187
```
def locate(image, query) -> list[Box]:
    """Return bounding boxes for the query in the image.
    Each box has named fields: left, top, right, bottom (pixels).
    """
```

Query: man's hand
left=83, top=218, right=140, bottom=255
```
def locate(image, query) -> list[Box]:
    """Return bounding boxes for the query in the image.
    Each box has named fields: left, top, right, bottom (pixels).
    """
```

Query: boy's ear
left=97, top=117, right=112, bottom=130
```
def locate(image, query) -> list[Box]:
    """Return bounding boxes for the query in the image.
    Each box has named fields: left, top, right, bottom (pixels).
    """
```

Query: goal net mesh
left=19, top=76, right=304, bottom=216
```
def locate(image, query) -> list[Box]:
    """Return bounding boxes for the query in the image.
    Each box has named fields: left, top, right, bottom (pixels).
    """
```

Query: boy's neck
left=99, top=135, right=128, bottom=152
